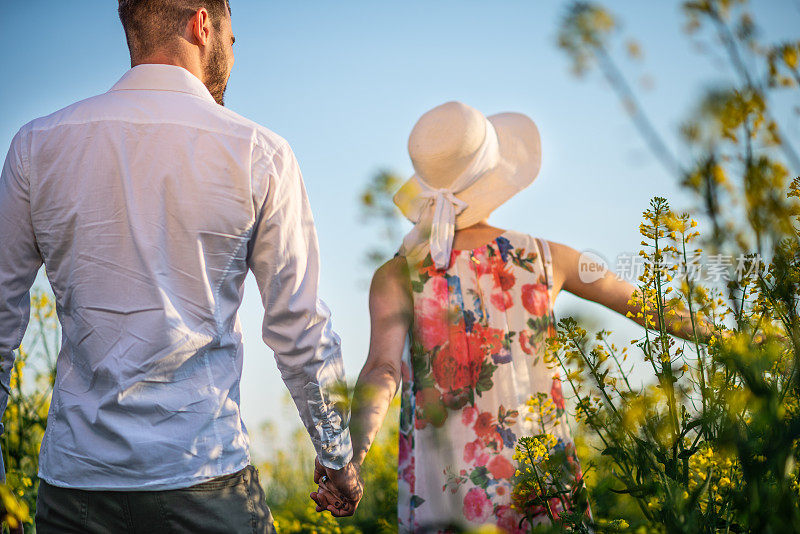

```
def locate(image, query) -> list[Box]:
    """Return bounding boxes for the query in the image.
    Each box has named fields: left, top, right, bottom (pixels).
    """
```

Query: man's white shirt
left=0, top=64, right=352, bottom=490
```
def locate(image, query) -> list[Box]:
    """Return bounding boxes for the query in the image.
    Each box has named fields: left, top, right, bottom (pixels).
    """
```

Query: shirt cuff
left=314, top=427, right=354, bottom=470
left=304, top=381, right=354, bottom=470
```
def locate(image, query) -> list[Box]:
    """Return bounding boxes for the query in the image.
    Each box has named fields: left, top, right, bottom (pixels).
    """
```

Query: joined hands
left=309, top=457, right=363, bottom=517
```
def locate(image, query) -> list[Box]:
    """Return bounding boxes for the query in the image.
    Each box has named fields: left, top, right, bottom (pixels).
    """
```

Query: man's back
left=0, top=64, right=352, bottom=490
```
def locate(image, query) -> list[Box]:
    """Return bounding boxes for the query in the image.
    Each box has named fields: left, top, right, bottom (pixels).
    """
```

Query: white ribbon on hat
left=400, top=118, right=501, bottom=269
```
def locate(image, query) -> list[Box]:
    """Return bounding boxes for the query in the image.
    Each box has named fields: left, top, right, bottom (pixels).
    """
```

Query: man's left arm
left=0, top=127, right=44, bottom=482
left=246, top=140, right=353, bottom=470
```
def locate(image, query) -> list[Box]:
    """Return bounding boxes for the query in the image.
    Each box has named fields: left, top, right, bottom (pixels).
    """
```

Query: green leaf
left=503, top=331, right=516, bottom=349
left=468, top=466, right=490, bottom=488
left=479, top=359, right=498, bottom=379
left=475, top=381, right=491, bottom=395
left=411, top=346, right=432, bottom=379
left=476, top=360, right=497, bottom=393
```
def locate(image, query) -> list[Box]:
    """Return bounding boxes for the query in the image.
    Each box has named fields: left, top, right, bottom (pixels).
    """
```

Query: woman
left=315, top=102, right=711, bottom=531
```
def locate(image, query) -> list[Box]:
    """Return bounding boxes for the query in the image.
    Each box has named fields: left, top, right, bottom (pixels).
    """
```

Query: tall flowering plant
left=510, top=394, right=593, bottom=533
left=528, top=194, right=799, bottom=533
left=548, top=0, right=800, bottom=531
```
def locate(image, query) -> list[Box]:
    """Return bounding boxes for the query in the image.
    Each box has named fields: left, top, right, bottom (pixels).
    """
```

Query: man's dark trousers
left=35, top=464, right=276, bottom=533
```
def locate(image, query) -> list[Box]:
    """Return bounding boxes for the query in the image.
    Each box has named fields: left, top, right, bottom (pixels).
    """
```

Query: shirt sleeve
left=0, top=128, right=44, bottom=481
left=246, top=139, right=353, bottom=470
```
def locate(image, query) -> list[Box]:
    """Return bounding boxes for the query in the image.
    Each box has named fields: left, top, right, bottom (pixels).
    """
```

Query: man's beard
left=203, top=37, right=229, bottom=106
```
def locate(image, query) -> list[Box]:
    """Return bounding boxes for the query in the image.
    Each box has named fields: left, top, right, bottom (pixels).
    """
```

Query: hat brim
left=393, top=112, right=542, bottom=229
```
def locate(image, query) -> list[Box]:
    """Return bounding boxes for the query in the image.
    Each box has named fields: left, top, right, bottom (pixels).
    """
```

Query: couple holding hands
left=0, top=1, right=709, bottom=532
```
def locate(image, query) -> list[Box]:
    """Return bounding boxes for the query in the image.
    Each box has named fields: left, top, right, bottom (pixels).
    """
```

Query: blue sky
left=2, top=1, right=799, bottom=457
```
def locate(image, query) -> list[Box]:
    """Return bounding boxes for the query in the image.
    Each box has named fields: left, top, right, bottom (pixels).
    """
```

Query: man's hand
left=309, top=457, right=363, bottom=517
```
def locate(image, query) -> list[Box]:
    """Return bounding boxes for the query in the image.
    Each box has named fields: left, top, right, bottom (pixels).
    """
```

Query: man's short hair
left=118, top=0, right=231, bottom=60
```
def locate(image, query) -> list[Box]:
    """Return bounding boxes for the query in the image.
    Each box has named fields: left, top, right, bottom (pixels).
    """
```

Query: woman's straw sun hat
left=394, top=101, right=542, bottom=269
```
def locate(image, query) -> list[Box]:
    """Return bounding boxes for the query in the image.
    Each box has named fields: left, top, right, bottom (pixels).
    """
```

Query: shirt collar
left=109, top=64, right=216, bottom=103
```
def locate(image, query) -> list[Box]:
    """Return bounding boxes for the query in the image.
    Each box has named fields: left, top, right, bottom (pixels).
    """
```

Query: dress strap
left=535, top=237, right=554, bottom=292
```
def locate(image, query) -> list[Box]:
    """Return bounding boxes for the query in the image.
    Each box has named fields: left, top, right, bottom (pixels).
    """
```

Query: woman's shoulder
left=375, top=255, right=408, bottom=277
left=371, top=256, right=411, bottom=293
left=370, top=256, right=413, bottom=313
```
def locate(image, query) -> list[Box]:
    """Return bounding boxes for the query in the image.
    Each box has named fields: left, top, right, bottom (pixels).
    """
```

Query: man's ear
left=188, top=8, right=212, bottom=46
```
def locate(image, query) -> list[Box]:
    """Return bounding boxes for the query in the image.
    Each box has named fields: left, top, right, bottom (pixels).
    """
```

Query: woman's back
left=398, top=229, right=586, bottom=533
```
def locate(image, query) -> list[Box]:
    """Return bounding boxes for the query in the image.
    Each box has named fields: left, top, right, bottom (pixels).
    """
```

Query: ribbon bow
left=400, top=117, right=501, bottom=269
left=416, top=186, right=469, bottom=269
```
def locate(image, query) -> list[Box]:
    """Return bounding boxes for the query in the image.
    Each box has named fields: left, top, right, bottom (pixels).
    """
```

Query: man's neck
left=132, top=52, right=204, bottom=86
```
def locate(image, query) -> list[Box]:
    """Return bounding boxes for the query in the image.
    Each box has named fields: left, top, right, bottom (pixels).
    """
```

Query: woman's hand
left=310, top=478, right=358, bottom=516
left=549, top=240, right=717, bottom=343
left=309, top=457, right=362, bottom=517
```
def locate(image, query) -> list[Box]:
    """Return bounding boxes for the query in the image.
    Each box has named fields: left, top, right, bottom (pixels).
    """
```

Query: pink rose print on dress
left=463, top=487, right=493, bottom=523
left=463, top=439, right=490, bottom=466
left=401, top=457, right=415, bottom=488
left=473, top=412, right=495, bottom=439
left=487, top=454, right=515, bottom=480
left=415, top=300, right=448, bottom=352
left=412, top=275, right=450, bottom=350
left=462, top=406, right=478, bottom=425
left=473, top=411, right=504, bottom=451
left=491, top=290, right=514, bottom=311
left=399, top=433, right=411, bottom=465
left=488, top=255, right=517, bottom=311
left=431, top=325, right=484, bottom=391
left=521, top=283, right=548, bottom=316
left=429, top=275, right=448, bottom=300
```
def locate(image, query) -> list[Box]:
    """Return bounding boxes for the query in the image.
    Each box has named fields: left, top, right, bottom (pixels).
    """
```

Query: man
left=0, top=1, right=362, bottom=531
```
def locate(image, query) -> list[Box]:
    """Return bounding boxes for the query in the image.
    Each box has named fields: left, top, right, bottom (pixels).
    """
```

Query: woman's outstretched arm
left=548, top=241, right=717, bottom=343
left=350, top=256, right=413, bottom=468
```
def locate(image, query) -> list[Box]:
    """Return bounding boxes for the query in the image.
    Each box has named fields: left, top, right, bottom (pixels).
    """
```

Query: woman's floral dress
left=398, top=230, right=587, bottom=533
